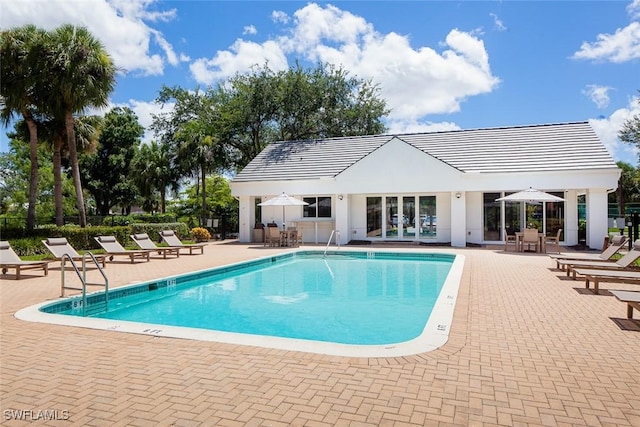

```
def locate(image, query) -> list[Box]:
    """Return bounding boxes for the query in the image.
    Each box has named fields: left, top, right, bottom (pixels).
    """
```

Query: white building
left=231, top=122, right=620, bottom=249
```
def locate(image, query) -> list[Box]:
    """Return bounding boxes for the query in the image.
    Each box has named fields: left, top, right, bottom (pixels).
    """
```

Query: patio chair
left=548, top=235, right=628, bottom=269
left=522, top=228, right=540, bottom=252
left=264, top=226, right=281, bottom=247
left=42, top=237, right=107, bottom=267
left=544, top=228, right=562, bottom=254
left=503, top=228, right=518, bottom=252
left=159, top=230, right=205, bottom=255
left=130, top=233, right=180, bottom=259
left=609, top=290, right=640, bottom=319
left=558, top=239, right=640, bottom=279
left=94, top=235, right=151, bottom=263
left=0, top=241, right=49, bottom=279
left=571, top=268, right=640, bottom=295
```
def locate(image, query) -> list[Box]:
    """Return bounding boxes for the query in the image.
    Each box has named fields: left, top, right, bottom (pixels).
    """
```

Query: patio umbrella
left=495, top=187, right=564, bottom=202
left=258, top=193, right=308, bottom=225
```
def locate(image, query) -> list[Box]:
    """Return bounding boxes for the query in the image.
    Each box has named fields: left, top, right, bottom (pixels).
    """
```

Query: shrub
left=191, top=227, right=211, bottom=243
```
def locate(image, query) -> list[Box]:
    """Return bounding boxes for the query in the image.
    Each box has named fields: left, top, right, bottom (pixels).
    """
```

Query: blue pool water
left=44, top=251, right=455, bottom=346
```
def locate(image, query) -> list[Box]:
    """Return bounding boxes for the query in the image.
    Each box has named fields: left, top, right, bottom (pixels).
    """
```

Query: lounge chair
left=94, top=235, right=151, bottom=263
left=159, top=230, right=205, bottom=255
left=609, top=290, right=640, bottom=319
left=42, top=237, right=107, bottom=267
left=557, top=239, right=640, bottom=279
left=0, top=241, right=49, bottom=279
left=130, top=233, right=180, bottom=259
left=549, top=235, right=628, bottom=269
left=571, top=268, right=640, bottom=294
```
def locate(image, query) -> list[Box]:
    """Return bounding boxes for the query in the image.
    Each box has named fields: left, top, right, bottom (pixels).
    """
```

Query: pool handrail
left=323, top=230, right=341, bottom=257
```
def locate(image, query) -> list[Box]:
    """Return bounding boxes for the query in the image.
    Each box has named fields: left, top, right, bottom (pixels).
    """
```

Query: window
left=303, top=196, right=332, bottom=218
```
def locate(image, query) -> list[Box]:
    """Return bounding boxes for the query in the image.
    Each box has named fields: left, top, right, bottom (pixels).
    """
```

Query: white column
left=563, top=190, right=579, bottom=246
left=586, top=189, right=609, bottom=250
left=334, top=194, right=349, bottom=245
left=450, top=192, right=467, bottom=247
left=237, top=196, right=252, bottom=243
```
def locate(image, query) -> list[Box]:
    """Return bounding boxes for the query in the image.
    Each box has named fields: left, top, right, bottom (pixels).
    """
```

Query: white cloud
left=583, top=85, right=612, bottom=109
left=490, top=13, right=507, bottom=32
left=386, top=119, right=461, bottom=135
left=589, top=96, right=640, bottom=165
left=243, top=25, right=257, bottom=36
left=190, top=39, right=289, bottom=85
left=0, top=0, right=185, bottom=76
left=191, top=3, right=500, bottom=123
left=271, top=10, right=290, bottom=24
left=572, top=21, right=640, bottom=63
left=628, top=0, right=640, bottom=20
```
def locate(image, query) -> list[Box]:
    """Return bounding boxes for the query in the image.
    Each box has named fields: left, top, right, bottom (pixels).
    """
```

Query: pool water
left=84, top=254, right=453, bottom=345
left=23, top=250, right=465, bottom=357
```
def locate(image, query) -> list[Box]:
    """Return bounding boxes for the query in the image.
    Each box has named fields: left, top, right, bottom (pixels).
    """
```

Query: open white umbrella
left=495, top=187, right=564, bottom=202
left=258, top=193, right=308, bottom=225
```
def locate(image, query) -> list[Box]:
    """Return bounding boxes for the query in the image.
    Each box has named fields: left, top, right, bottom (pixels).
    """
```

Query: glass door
left=419, top=196, right=436, bottom=238
left=402, top=196, right=416, bottom=238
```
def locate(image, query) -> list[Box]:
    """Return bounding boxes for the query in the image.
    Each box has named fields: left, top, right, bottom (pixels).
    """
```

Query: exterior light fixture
left=455, top=193, right=461, bottom=199
left=338, top=194, right=343, bottom=200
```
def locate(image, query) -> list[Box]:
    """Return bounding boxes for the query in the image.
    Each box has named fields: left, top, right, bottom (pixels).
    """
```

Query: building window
left=303, top=196, right=332, bottom=218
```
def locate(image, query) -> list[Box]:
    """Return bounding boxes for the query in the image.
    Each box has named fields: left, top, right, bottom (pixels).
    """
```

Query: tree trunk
left=201, top=164, right=207, bottom=227
left=23, top=110, right=38, bottom=231
left=160, top=187, right=166, bottom=214
left=53, top=134, right=64, bottom=226
left=65, top=111, right=87, bottom=227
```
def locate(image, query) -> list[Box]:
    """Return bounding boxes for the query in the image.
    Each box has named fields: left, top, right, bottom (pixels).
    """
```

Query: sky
left=1, top=0, right=639, bottom=166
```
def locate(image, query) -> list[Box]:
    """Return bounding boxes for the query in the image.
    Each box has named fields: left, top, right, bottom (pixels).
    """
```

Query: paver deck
left=1, top=241, right=639, bottom=426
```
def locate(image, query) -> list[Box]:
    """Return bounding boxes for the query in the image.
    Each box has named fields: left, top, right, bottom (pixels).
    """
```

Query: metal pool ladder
left=323, top=230, right=341, bottom=257
left=61, top=253, right=109, bottom=316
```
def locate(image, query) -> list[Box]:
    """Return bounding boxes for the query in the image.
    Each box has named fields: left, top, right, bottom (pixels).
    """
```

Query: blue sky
left=2, top=0, right=639, bottom=165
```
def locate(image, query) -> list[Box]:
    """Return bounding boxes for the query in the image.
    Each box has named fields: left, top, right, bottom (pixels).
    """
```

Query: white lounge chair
left=609, top=290, right=640, bottom=319
left=159, top=230, right=205, bottom=255
left=0, top=241, right=49, bottom=279
left=549, top=235, right=628, bottom=269
left=94, top=235, right=151, bottom=263
left=130, top=233, right=180, bottom=259
left=42, top=237, right=107, bottom=267
left=557, top=239, right=640, bottom=279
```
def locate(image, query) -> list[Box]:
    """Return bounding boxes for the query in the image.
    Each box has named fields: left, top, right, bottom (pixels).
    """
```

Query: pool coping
left=15, top=248, right=465, bottom=358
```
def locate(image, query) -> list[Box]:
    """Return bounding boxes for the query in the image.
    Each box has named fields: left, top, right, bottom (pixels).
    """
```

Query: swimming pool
left=17, top=250, right=465, bottom=357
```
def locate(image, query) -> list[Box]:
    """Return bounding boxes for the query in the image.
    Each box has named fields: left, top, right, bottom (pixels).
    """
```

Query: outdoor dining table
left=515, top=231, right=545, bottom=253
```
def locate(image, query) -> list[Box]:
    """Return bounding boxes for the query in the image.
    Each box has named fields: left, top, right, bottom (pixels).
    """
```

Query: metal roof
left=232, top=122, right=617, bottom=182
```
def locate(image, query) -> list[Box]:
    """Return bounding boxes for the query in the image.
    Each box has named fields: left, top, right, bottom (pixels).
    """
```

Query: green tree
left=45, top=24, right=117, bottom=227
left=619, top=92, right=640, bottom=166
left=0, top=25, right=48, bottom=230
left=80, top=107, right=144, bottom=216
left=131, top=140, right=180, bottom=213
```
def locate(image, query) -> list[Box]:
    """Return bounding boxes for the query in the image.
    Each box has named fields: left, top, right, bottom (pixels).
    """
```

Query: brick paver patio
left=1, top=241, right=639, bottom=426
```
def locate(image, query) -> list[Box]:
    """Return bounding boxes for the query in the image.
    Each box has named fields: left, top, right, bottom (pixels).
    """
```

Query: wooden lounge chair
left=609, top=290, right=640, bottom=319
left=130, top=233, right=180, bottom=259
left=557, top=239, right=640, bottom=279
left=159, top=230, right=205, bottom=255
left=571, top=268, right=640, bottom=294
left=549, top=235, right=628, bottom=269
left=0, top=241, right=49, bottom=279
left=42, top=237, right=107, bottom=267
left=94, top=236, right=151, bottom=263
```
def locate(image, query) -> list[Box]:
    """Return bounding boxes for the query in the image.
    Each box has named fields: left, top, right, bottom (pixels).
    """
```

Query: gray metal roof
left=232, top=122, right=617, bottom=182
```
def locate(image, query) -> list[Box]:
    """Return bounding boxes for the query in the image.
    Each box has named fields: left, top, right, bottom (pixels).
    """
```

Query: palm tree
left=132, top=140, right=179, bottom=213
left=44, top=24, right=116, bottom=227
left=0, top=25, right=47, bottom=230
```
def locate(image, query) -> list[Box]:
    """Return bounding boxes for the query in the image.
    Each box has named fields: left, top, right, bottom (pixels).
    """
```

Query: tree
left=131, top=140, right=180, bottom=213
left=0, top=25, right=48, bottom=230
left=45, top=24, right=117, bottom=227
left=80, top=107, right=144, bottom=216
left=619, top=92, right=640, bottom=166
